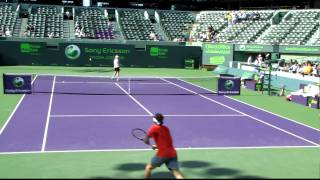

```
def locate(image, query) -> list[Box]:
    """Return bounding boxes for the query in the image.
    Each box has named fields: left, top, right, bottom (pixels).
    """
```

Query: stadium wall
left=0, top=40, right=201, bottom=68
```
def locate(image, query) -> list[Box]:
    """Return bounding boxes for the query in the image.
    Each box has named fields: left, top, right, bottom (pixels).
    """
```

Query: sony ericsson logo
left=224, top=80, right=234, bottom=90
left=12, top=77, right=25, bottom=88
left=65, top=45, right=81, bottom=60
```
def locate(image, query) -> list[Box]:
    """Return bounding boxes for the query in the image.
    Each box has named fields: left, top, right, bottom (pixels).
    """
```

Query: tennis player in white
left=112, top=54, right=120, bottom=81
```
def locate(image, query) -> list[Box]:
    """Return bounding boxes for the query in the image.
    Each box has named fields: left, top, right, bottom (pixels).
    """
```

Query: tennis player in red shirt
left=143, top=113, right=184, bottom=179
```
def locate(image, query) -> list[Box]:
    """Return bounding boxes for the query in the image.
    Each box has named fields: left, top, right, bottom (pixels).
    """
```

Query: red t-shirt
left=147, top=124, right=177, bottom=158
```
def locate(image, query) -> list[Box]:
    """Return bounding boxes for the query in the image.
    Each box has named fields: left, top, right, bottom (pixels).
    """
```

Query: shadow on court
left=114, top=160, right=267, bottom=179
left=233, top=175, right=266, bottom=179
left=205, top=167, right=241, bottom=176
left=180, top=160, right=212, bottom=168
left=116, top=163, right=145, bottom=171
left=115, top=160, right=212, bottom=178
left=88, top=176, right=113, bottom=179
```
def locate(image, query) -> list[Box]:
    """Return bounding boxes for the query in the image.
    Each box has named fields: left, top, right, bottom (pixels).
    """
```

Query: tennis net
left=3, top=73, right=239, bottom=95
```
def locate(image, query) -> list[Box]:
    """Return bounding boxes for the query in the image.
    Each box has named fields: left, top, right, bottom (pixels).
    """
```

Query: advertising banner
left=218, top=76, right=241, bottom=95
left=3, top=74, right=32, bottom=94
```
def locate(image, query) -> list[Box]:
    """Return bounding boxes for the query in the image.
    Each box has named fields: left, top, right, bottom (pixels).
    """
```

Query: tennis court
left=0, top=74, right=318, bottom=154
left=0, top=67, right=319, bottom=178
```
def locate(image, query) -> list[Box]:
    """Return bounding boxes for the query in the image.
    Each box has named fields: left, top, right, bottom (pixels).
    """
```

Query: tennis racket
left=131, top=128, right=157, bottom=150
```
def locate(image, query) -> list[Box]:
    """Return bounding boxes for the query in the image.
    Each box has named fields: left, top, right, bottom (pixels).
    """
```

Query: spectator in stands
left=227, top=11, right=232, bottom=26
left=238, top=11, right=247, bottom=21
left=75, top=27, right=80, bottom=37
left=252, top=54, right=264, bottom=68
left=183, top=30, right=190, bottom=42
left=252, top=12, right=260, bottom=20
left=173, top=37, right=179, bottom=42
left=0, top=28, right=4, bottom=37
left=75, top=21, right=79, bottom=29
left=247, top=55, right=253, bottom=64
left=277, top=59, right=286, bottom=71
left=265, top=53, right=271, bottom=61
left=65, top=10, right=71, bottom=20
left=231, top=11, right=238, bottom=25
left=80, top=29, right=86, bottom=38
left=197, top=31, right=205, bottom=42
left=316, top=64, right=320, bottom=77
left=247, top=11, right=255, bottom=20
left=253, top=57, right=260, bottom=67
left=105, top=9, right=108, bottom=19
left=149, top=31, right=157, bottom=41
left=48, top=32, right=54, bottom=38
left=288, top=62, right=298, bottom=73
left=30, top=25, right=35, bottom=32
left=312, top=64, right=318, bottom=77
left=302, top=62, right=313, bottom=76
left=5, top=28, right=11, bottom=37
left=297, top=63, right=304, bottom=74
left=207, top=25, right=216, bottom=42
left=26, top=24, right=31, bottom=31
left=23, top=30, right=28, bottom=37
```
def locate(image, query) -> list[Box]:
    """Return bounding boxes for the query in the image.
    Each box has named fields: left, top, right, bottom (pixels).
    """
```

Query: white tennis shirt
left=113, top=57, right=119, bottom=68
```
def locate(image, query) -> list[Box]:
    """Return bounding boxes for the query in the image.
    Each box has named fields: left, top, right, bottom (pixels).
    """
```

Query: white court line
left=115, top=83, right=153, bottom=116
left=0, top=145, right=317, bottom=155
left=163, top=78, right=319, bottom=146
left=41, top=76, right=56, bottom=152
left=55, top=81, right=170, bottom=85
left=50, top=114, right=245, bottom=118
left=179, top=78, right=320, bottom=132
left=0, top=75, right=38, bottom=135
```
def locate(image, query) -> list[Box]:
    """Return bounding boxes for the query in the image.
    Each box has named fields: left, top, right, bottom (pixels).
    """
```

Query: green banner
left=202, top=43, right=233, bottom=66
left=234, top=44, right=274, bottom=52
left=279, top=45, right=320, bottom=54
left=0, top=41, right=201, bottom=68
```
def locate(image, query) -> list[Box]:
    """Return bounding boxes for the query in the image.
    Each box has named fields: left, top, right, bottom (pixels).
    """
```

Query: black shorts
left=114, top=67, right=120, bottom=72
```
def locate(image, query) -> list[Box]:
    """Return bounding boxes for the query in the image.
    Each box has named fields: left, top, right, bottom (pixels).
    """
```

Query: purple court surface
left=0, top=75, right=319, bottom=153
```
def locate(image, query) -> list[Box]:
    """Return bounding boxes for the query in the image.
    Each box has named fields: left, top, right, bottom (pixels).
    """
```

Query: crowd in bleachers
left=246, top=53, right=319, bottom=77
left=0, top=3, right=319, bottom=45
left=189, top=25, right=217, bottom=42
left=277, top=59, right=319, bottom=77
left=0, top=27, right=11, bottom=37
left=227, top=11, right=261, bottom=26
left=74, top=21, right=85, bottom=38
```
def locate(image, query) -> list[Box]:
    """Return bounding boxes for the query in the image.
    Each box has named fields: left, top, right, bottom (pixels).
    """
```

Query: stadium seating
left=159, top=11, right=195, bottom=40
left=215, top=20, right=252, bottom=43
left=190, top=11, right=227, bottom=41
left=0, top=4, right=17, bottom=37
left=232, top=11, right=274, bottom=43
left=256, top=10, right=320, bottom=45
left=75, top=8, right=116, bottom=40
left=119, top=9, right=160, bottom=41
left=280, top=10, right=320, bottom=45
left=0, top=2, right=320, bottom=44
left=25, top=6, right=63, bottom=38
